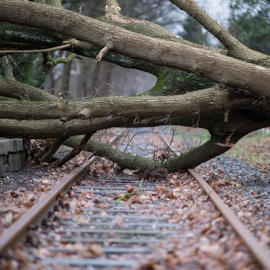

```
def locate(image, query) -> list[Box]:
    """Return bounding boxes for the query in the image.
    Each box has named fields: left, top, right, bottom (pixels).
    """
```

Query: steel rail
left=158, top=133, right=270, bottom=270
left=188, top=169, right=270, bottom=270
left=0, top=157, right=95, bottom=255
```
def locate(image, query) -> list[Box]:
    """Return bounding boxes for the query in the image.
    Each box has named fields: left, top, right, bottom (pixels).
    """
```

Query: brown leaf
left=9, top=191, right=19, bottom=198
left=94, top=197, right=100, bottom=204
left=92, top=169, right=99, bottom=178
left=127, top=194, right=142, bottom=205
left=74, top=208, right=83, bottom=214
left=124, top=185, right=134, bottom=193
left=200, top=225, right=210, bottom=235
left=218, top=179, right=226, bottom=186
left=22, top=201, right=34, bottom=208
left=37, top=186, right=46, bottom=192
left=138, top=260, right=157, bottom=270
left=81, top=244, right=103, bottom=258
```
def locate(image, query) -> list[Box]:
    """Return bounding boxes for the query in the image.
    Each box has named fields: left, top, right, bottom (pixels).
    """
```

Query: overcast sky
left=203, top=0, right=230, bottom=25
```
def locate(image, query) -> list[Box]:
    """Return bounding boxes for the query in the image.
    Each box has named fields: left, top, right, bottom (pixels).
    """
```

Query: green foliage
left=115, top=193, right=134, bottom=204
left=229, top=0, right=270, bottom=54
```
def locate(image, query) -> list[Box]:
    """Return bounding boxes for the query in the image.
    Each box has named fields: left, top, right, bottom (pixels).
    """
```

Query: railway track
left=0, top=131, right=270, bottom=269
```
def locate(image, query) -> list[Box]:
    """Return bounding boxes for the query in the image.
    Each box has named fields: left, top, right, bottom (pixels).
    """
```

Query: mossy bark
left=0, top=75, right=58, bottom=101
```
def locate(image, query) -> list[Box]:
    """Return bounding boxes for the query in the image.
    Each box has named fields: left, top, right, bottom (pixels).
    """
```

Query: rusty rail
left=188, top=169, right=270, bottom=270
left=0, top=157, right=95, bottom=254
left=158, top=132, right=270, bottom=270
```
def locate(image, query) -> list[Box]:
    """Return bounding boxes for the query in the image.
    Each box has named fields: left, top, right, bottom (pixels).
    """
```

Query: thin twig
left=0, top=43, right=71, bottom=54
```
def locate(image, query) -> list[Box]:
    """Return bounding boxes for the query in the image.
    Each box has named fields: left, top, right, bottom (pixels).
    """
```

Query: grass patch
left=225, top=131, right=270, bottom=170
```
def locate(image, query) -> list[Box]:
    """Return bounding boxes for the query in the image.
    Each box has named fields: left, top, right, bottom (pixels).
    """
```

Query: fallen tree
left=0, top=0, right=269, bottom=171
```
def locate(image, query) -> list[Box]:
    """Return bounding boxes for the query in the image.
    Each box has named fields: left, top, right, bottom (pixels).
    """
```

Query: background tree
left=180, top=16, right=209, bottom=45
left=229, top=0, right=270, bottom=54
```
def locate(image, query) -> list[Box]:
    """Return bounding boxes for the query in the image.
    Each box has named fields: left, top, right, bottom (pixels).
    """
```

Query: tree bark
left=0, top=76, right=58, bottom=101
left=53, top=133, right=92, bottom=167
left=0, top=88, right=261, bottom=121
left=64, top=136, right=160, bottom=171
left=163, top=133, right=242, bottom=171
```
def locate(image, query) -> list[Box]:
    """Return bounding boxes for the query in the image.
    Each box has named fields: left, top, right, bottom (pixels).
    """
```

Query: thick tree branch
left=0, top=76, right=58, bottom=101
left=163, top=133, right=242, bottom=171
left=0, top=117, right=126, bottom=139
left=0, top=88, right=259, bottom=120
left=63, top=109, right=270, bottom=172
left=37, top=137, right=68, bottom=163
left=64, top=136, right=159, bottom=171
left=1, top=1, right=270, bottom=98
left=0, top=22, right=162, bottom=77
left=0, top=22, right=65, bottom=52
left=1, top=108, right=269, bottom=140
left=63, top=131, right=244, bottom=172
left=53, top=133, right=92, bottom=167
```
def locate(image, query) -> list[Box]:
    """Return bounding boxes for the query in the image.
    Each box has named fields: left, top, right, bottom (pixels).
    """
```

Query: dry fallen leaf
left=22, top=201, right=34, bottom=208
left=81, top=244, right=103, bottom=258
left=124, top=184, right=135, bottom=193
left=138, top=260, right=157, bottom=270
left=9, top=191, right=19, bottom=198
